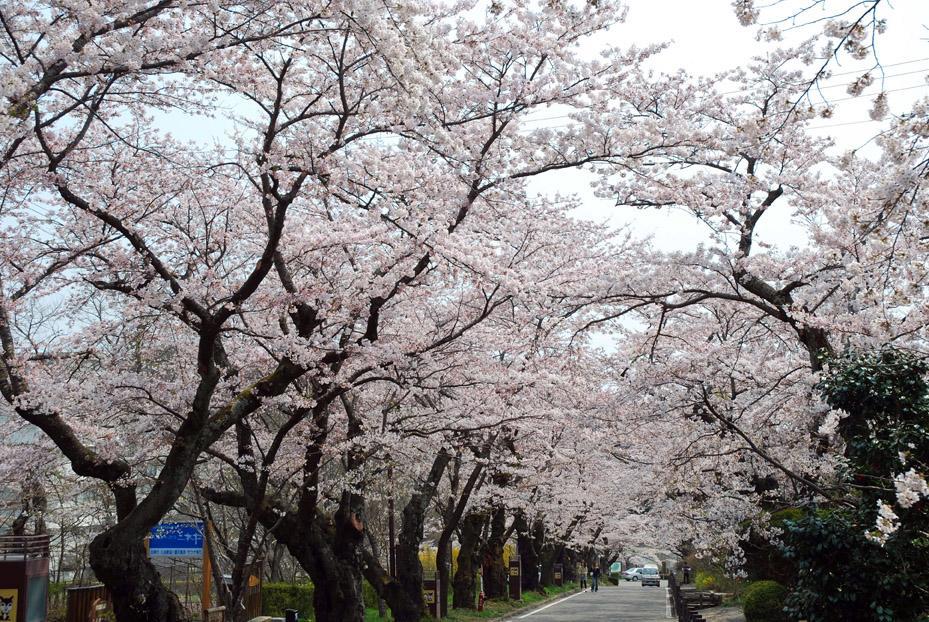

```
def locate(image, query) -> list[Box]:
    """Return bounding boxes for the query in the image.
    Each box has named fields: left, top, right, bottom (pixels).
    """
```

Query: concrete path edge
left=497, top=588, right=584, bottom=620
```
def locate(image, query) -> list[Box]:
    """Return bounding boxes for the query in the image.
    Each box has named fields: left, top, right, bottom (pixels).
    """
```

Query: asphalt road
left=516, top=581, right=671, bottom=621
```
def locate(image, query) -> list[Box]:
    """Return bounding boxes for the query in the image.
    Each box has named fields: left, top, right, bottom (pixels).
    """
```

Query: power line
left=517, top=60, right=929, bottom=126
left=821, top=82, right=928, bottom=106
left=807, top=118, right=883, bottom=130
left=820, top=57, right=929, bottom=78
left=515, top=82, right=927, bottom=133
left=718, top=57, right=929, bottom=95
left=805, top=67, right=928, bottom=91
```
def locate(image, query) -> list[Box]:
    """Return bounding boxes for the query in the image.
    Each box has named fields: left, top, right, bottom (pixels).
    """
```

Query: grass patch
left=363, top=582, right=579, bottom=621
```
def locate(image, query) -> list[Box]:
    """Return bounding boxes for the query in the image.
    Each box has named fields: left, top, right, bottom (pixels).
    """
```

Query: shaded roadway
left=515, top=580, right=671, bottom=621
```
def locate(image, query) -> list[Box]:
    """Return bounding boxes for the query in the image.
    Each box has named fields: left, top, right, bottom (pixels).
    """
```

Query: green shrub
left=363, top=580, right=381, bottom=609
left=263, top=582, right=314, bottom=618
left=695, top=570, right=718, bottom=591
left=263, top=580, right=382, bottom=618
left=47, top=581, right=68, bottom=622
left=743, top=580, right=787, bottom=622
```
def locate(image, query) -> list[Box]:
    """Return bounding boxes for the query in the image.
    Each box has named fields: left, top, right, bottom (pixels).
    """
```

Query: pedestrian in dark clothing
left=591, top=566, right=601, bottom=592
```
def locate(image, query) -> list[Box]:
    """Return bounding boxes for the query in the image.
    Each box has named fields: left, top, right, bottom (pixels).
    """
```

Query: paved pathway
left=515, top=581, right=671, bottom=621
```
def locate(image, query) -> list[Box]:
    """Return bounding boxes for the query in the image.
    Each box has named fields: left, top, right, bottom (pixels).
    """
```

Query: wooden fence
left=667, top=573, right=717, bottom=622
left=66, top=585, right=112, bottom=622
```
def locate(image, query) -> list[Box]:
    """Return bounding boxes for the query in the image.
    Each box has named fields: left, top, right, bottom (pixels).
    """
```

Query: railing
left=0, top=533, right=51, bottom=558
left=667, top=573, right=707, bottom=622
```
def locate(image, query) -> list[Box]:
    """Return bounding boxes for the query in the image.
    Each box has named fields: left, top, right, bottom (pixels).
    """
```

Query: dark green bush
left=262, top=581, right=314, bottom=618
left=743, top=580, right=787, bottom=622
left=262, top=580, right=382, bottom=619
left=780, top=349, right=929, bottom=622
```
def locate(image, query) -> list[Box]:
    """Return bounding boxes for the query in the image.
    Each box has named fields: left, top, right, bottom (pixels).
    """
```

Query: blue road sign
left=149, top=521, right=204, bottom=557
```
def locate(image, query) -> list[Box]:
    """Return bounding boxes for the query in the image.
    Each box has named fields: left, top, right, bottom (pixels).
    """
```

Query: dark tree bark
left=87, top=482, right=190, bottom=622
left=516, top=515, right=541, bottom=592
left=564, top=549, right=578, bottom=581
left=452, top=512, right=485, bottom=609
left=289, top=515, right=366, bottom=622
left=206, top=442, right=452, bottom=622
left=360, top=448, right=452, bottom=622
left=436, top=449, right=486, bottom=617
left=89, top=532, right=189, bottom=622
left=481, top=507, right=509, bottom=599
left=540, top=544, right=555, bottom=587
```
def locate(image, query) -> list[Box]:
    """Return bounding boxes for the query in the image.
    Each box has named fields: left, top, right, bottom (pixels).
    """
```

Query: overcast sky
left=157, top=2, right=929, bottom=253
left=530, top=0, right=929, bottom=251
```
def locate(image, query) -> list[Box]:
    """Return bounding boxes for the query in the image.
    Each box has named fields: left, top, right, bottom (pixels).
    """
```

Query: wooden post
left=423, top=570, right=440, bottom=618
left=202, top=521, right=212, bottom=620
left=508, top=555, right=521, bottom=601
left=553, top=563, right=563, bottom=587
left=387, top=464, right=396, bottom=578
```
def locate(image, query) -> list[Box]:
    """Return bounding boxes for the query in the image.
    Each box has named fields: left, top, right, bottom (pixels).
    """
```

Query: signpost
left=609, top=561, right=621, bottom=575
left=553, top=563, right=563, bottom=586
left=90, top=598, right=111, bottom=622
left=422, top=571, right=439, bottom=618
left=149, top=522, right=204, bottom=557
left=0, top=534, right=49, bottom=622
left=508, top=555, right=521, bottom=601
left=148, top=521, right=212, bottom=620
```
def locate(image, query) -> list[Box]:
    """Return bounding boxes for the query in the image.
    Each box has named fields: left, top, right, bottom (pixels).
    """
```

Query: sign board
left=553, top=563, right=563, bottom=586
left=609, top=562, right=621, bottom=574
left=422, top=571, right=439, bottom=618
left=149, top=521, right=204, bottom=557
left=90, top=598, right=110, bottom=622
left=508, top=555, right=521, bottom=601
left=0, top=588, right=18, bottom=622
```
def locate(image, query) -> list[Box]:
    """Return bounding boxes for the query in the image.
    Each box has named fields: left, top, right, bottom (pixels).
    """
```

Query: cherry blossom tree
left=1, top=1, right=673, bottom=620
left=565, top=0, right=929, bottom=578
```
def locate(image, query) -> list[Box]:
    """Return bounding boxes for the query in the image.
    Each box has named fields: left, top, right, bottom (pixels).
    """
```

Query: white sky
left=529, top=0, right=929, bottom=251
left=158, top=2, right=929, bottom=252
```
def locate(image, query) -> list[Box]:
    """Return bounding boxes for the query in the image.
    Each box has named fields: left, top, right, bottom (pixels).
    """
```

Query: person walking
left=591, top=565, right=601, bottom=592
left=578, top=564, right=587, bottom=590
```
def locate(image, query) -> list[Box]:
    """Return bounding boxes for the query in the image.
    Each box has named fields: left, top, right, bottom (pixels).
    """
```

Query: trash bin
left=284, top=609, right=299, bottom=622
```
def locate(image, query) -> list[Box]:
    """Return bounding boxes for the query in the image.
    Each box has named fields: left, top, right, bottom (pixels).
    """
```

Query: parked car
left=639, top=566, right=661, bottom=587
left=621, top=567, right=641, bottom=581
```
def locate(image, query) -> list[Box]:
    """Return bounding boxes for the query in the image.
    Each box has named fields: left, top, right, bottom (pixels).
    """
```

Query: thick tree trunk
left=516, top=515, right=541, bottom=592
left=563, top=550, right=578, bottom=581
left=90, top=448, right=210, bottom=622
left=364, top=448, right=452, bottom=622
left=89, top=530, right=189, bottom=622
left=452, top=512, right=484, bottom=609
left=539, top=541, right=556, bottom=588
left=437, top=458, right=485, bottom=617
left=481, top=507, right=508, bottom=599
left=437, top=537, right=452, bottom=617
left=269, top=504, right=367, bottom=622
left=309, top=543, right=366, bottom=622
left=362, top=550, right=422, bottom=622
left=313, top=495, right=369, bottom=622
left=208, top=446, right=451, bottom=622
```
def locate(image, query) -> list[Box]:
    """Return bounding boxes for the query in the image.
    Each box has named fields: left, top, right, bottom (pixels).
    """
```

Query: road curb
left=497, top=588, right=584, bottom=620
